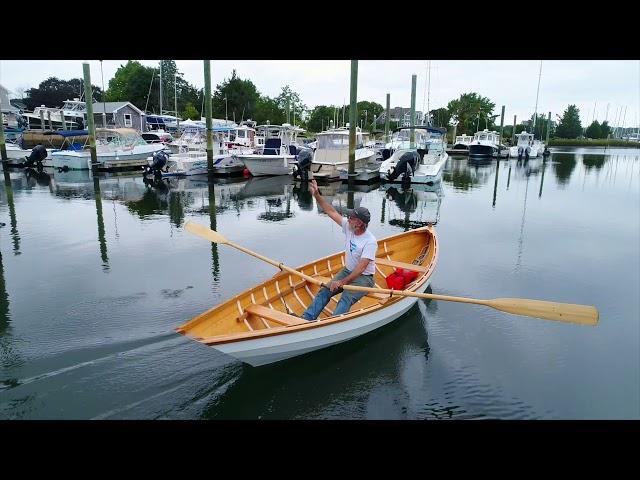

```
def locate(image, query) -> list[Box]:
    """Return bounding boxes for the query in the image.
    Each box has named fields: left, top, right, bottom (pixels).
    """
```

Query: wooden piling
left=410, top=75, right=416, bottom=149
left=204, top=60, right=213, bottom=175
left=385, top=93, right=390, bottom=143
left=348, top=60, right=358, bottom=177
left=83, top=63, right=97, bottom=166
left=0, top=109, right=7, bottom=161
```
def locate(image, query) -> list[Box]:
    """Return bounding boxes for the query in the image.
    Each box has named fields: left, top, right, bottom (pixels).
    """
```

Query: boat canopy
left=393, top=126, right=446, bottom=135
left=55, top=129, right=89, bottom=137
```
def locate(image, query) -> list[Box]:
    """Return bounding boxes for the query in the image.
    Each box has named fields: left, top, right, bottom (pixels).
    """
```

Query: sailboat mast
left=159, top=61, right=163, bottom=116
left=427, top=60, right=431, bottom=126
left=175, top=73, right=179, bottom=130
left=532, top=60, right=542, bottom=137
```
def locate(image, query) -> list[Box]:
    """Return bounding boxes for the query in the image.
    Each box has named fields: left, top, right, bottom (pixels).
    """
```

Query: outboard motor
left=24, top=144, right=48, bottom=169
left=388, top=151, right=418, bottom=186
left=144, top=150, right=168, bottom=178
left=292, top=148, right=313, bottom=182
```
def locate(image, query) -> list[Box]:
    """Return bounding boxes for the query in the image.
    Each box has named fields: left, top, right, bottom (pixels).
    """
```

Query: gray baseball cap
left=346, top=206, right=371, bottom=225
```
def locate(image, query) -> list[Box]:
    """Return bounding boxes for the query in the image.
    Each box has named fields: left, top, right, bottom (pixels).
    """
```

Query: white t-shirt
left=341, top=218, right=377, bottom=275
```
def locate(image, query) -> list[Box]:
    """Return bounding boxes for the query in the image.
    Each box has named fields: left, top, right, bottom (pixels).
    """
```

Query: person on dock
left=301, top=179, right=377, bottom=320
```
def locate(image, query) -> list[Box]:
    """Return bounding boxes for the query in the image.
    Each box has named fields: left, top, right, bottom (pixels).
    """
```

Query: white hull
left=509, top=145, right=541, bottom=158
left=239, top=154, right=296, bottom=176
left=214, top=278, right=432, bottom=366
left=312, top=149, right=376, bottom=180
left=164, top=154, right=245, bottom=176
left=51, top=144, right=164, bottom=170
left=379, top=151, right=448, bottom=185
left=3, top=145, right=54, bottom=167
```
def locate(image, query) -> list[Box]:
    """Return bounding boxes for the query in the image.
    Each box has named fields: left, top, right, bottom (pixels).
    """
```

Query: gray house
left=91, top=101, right=146, bottom=131
left=377, top=107, right=425, bottom=127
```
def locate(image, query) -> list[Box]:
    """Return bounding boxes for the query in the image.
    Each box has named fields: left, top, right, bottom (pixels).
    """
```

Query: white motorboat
left=22, top=98, right=87, bottom=130
left=468, top=129, right=508, bottom=158
left=447, top=134, right=474, bottom=155
left=236, top=124, right=303, bottom=176
left=509, top=132, right=543, bottom=159
left=51, top=128, right=164, bottom=170
left=379, top=126, right=449, bottom=185
left=162, top=127, right=244, bottom=176
left=312, top=127, right=376, bottom=181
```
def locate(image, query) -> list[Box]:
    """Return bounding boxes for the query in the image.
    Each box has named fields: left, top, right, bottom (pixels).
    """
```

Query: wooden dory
left=176, top=226, right=438, bottom=366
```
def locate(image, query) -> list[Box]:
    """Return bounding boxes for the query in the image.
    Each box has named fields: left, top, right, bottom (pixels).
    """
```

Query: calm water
left=0, top=147, right=638, bottom=420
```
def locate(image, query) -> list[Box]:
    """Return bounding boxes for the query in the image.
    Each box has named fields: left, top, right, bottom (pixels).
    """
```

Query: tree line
left=16, top=62, right=607, bottom=139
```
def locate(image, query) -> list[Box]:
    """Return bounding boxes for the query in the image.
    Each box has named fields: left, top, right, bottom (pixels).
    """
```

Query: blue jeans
left=301, top=267, right=376, bottom=320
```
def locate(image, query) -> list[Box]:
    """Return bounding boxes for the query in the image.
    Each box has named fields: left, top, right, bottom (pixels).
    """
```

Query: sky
left=1, top=60, right=638, bottom=129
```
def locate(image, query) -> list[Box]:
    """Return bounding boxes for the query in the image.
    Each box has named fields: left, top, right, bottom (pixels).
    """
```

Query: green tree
left=447, top=92, right=495, bottom=135
left=599, top=120, right=611, bottom=139
left=254, top=96, right=285, bottom=125
left=107, top=60, right=202, bottom=117
left=105, top=61, right=156, bottom=111
left=25, top=77, right=103, bottom=110
left=182, top=102, right=199, bottom=120
left=212, top=70, right=261, bottom=122
left=554, top=105, right=582, bottom=139
left=275, top=86, right=307, bottom=124
left=429, top=107, right=451, bottom=128
left=585, top=120, right=602, bottom=139
left=306, top=105, right=339, bottom=133
left=529, top=113, right=554, bottom=139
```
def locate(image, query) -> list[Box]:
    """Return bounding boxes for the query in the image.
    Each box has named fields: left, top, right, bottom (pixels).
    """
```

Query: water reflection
left=92, top=176, right=110, bottom=271
left=51, top=169, right=94, bottom=199
left=208, top=181, right=220, bottom=286
left=236, top=176, right=295, bottom=222
left=291, top=182, right=314, bottom=211
left=381, top=182, right=443, bottom=230
left=0, top=249, right=9, bottom=335
left=443, top=156, right=482, bottom=190
left=492, top=158, right=501, bottom=207
left=2, top=169, right=20, bottom=255
left=552, top=152, right=577, bottom=186
left=201, top=299, right=434, bottom=419
left=582, top=154, right=606, bottom=171
left=24, top=167, right=52, bottom=189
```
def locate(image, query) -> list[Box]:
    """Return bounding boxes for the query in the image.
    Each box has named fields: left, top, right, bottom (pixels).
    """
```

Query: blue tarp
left=57, top=129, right=88, bottom=137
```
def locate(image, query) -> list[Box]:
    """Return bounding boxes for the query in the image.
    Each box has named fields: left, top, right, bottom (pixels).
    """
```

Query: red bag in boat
left=385, top=271, right=405, bottom=290
left=401, top=268, right=418, bottom=284
left=385, top=268, right=419, bottom=290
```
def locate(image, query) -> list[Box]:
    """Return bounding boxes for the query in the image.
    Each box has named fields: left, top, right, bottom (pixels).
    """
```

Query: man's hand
left=329, top=279, right=344, bottom=292
left=309, top=179, right=319, bottom=196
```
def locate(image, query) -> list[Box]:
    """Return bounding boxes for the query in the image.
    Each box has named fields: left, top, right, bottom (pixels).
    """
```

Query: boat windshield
left=517, top=135, right=532, bottom=146
left=318, top=134, right=349, bottom=149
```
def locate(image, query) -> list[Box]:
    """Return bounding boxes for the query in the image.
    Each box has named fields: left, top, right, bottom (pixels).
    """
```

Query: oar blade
left=184, top=221, right=229, bottom=245
left=488, top=298, right=599, bottom=325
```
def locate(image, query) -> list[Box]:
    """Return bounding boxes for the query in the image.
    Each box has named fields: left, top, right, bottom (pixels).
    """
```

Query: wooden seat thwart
left=375, top=258, right=429, bottom=273
left=244, top=304, right=308, bottom=327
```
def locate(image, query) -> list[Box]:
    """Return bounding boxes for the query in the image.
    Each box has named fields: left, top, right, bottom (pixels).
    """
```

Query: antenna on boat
left=532, top=60, right=542, bottom=138
left=159, top=60, right=163, bottom=117
left=144, top=70, right=154, bottom=116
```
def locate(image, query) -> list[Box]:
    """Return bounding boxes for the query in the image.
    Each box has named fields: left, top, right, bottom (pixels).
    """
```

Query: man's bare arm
left=309, top=179, right=343, bottom=226
left=329, top=258, right=372, bottom=292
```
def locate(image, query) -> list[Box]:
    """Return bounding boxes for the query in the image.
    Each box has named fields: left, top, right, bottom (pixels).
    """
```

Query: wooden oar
left=184, top=221, right=599, bottom=326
